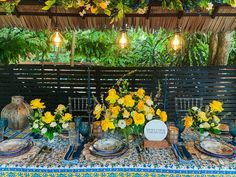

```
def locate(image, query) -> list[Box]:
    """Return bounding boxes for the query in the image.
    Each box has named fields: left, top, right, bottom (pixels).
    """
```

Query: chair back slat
left=175, top=97, right=203, bottom=119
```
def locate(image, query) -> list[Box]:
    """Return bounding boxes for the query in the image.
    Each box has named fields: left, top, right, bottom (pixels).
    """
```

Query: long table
left=0, top=128, right=235, bottom=177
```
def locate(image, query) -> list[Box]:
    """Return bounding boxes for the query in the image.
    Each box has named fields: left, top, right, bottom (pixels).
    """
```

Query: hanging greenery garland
left=0, top=0, right=236, bottom=21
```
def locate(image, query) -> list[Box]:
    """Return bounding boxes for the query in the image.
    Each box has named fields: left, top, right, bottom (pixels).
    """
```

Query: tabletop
left=0, top=128, right=235, bottom=177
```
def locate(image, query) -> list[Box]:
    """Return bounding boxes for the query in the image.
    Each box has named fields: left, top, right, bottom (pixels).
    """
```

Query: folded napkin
left=172, top=144, right=194, bottom=164
left=62, top=141, right=85, bottom=165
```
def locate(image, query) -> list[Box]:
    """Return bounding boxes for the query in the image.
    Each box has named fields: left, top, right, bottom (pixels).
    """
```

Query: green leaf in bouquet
left=212, top=128, right=221, bottom=134
left=199, top=128, right=205, bottom=134
left=45, top=131, right=54, bottom=140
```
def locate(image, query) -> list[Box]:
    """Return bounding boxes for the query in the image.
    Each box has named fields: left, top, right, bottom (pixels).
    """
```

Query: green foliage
left=0, top=27, right=235, bottom=66
left=229, top=31, right=236, bottom=65
left=0, top=28, right=50, bottom=64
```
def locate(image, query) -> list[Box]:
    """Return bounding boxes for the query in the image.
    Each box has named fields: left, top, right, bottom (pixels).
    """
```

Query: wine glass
left=175, top=118, right=185, bottom=142
left=79, top=121, right=91, bottom=142
left=229, top=122, right=236, bottom=146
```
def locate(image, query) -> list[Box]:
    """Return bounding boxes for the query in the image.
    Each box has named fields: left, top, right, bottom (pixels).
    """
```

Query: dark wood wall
left=0, top=65, right=235, bottom=122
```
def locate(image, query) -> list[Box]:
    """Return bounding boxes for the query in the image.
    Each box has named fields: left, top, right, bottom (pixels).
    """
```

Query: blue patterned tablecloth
left=0, top=128, right=235, bottom=177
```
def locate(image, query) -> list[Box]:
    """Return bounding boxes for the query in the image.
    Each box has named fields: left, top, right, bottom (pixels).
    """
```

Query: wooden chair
left=175, top=97, right=203, bottom=119
left=68, top=97, right=95, bottom=120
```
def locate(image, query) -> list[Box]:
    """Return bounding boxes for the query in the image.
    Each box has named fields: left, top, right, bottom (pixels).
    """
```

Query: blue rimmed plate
left=0, top=139, right=33, bottom=157
left=89, top=144, right=128, bottom=159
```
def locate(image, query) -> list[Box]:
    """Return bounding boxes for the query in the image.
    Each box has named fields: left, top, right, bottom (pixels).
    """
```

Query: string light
left=118, top=31, right=129, bottom=49
left=50, top=30, right=64, bottom=47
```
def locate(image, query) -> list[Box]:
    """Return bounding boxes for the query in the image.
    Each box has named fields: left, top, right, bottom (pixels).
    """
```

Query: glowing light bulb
left=50, top=31, right=64, bottom=47
left=172, top=34, right=181, bottom=51
left=119, top=32, right=128, bottom=49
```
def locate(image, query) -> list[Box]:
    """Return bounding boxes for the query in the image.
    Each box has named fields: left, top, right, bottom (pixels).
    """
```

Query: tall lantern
left=50, top=29, right=64, bottom=47
left=169, top=27, right=185, bottom=53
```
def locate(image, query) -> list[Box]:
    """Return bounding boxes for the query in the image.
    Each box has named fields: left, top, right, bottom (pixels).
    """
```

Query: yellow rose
left=198, top=111, right=208, bottom=122
left=210, top=100, right=224, bottom=112
left=56, top=104, right=66, bottom=112
left=160, top=111, right=168, bottom=122
left=123, top=109, right=130, bottom=118
left=136, top=100, right=145, bottom=111
left=61, top=113, right=73, bottom=122
left=184, top=116, right=193, bottom=128
left=156, top=109, right=161, bottom=116
left=123, top=95, right=135, bottom=107
left=101, top=118, right=115, bottom=132
left=42, top=112, right=55, bottom=124
left=100, top=2, right=107, bottom=9
left=133, top=112, right=145, bottom=126
left=109, top=105, right=121, bottom=118
left=91, top=6, right=97, bottom=13
left=30, top=99, right=45, bottom=109
left=125, top=118, right=133, bottom=126
left=105, top=88, right=119, bottom=104
left=93, top=104, right=104, bottom=120
left=136, top=88, right=145, bottom=98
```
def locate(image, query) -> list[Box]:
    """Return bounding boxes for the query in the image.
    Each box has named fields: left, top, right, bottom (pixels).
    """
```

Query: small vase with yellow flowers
left=183, top=100, right=224, bottom=140
left=29, top=99, right=73, bottom=141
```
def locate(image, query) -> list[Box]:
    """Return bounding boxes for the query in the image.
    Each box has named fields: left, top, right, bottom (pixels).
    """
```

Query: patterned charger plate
left=93, top=138, right=125, bottom=154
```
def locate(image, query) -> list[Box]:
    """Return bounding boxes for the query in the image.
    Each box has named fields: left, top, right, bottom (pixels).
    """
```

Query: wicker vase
left=1, top=96, right=31, bottom=130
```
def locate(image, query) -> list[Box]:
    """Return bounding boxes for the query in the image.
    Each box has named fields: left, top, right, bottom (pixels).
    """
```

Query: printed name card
left=144, top=119, right=168, bottom=141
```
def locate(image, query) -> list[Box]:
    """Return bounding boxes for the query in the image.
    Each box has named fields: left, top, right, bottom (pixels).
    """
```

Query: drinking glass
left=175, top=119, right=185, bottom=142
left=68, top=128, right=80, bottom=145
left=229, top=123, right=236, bottom=146
left=74, top=117, right=82, bottom=131
left=80, top=122, right=91, bottom=141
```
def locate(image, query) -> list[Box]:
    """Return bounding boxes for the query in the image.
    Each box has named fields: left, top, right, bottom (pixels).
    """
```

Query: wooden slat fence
left=0, top=65, right=235, bottom=121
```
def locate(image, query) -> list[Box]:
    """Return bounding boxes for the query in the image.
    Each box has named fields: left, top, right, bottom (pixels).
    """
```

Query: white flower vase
left=198, top=131, right=209, bottom=141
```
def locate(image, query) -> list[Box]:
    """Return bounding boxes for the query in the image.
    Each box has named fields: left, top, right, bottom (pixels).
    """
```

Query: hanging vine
left=0, top=0, right=236, bottom=21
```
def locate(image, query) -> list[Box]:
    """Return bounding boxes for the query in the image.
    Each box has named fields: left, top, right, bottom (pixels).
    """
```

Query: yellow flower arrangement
left=93, top=80, right=167, bottom=140
left=29, top=100, right=73, bottom=140
left=183, top=100, right=224, bottom=134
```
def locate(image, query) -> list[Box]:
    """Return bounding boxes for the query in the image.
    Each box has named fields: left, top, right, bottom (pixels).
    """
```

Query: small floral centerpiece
left=93, top=80, right=167, bottom=140
left=183, top=100, right=224, bottom=137
left=29, top=99, right=73, bottom=140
